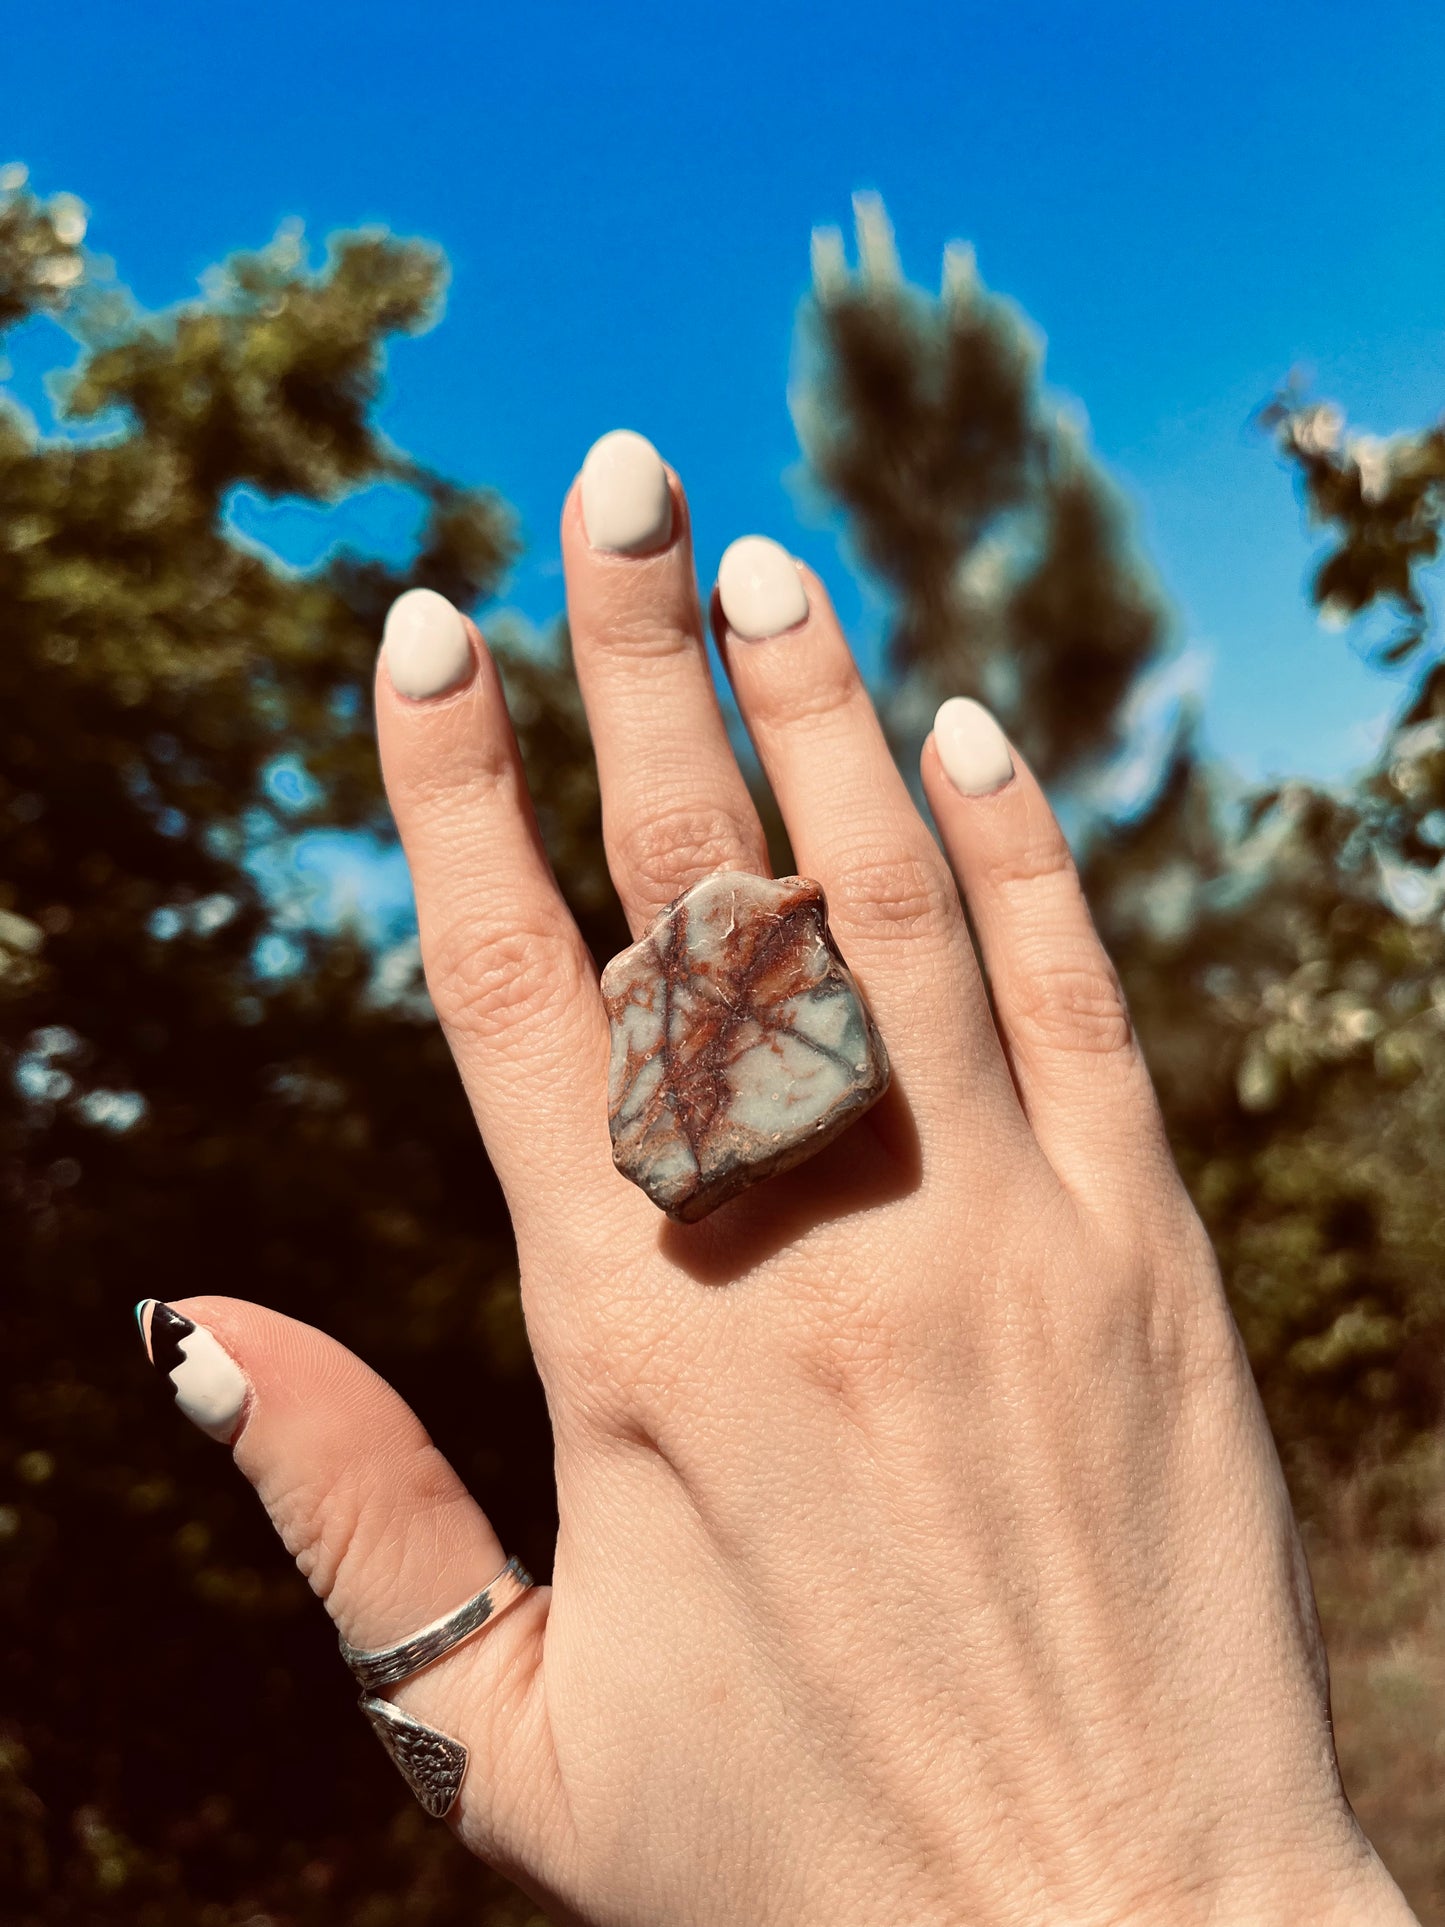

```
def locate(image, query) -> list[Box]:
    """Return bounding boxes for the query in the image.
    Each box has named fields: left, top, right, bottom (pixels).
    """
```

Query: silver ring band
left=340, top=1554, right=534, bottom=1693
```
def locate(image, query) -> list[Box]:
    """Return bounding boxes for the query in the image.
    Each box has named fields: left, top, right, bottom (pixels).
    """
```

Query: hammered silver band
left=346, top=1554, right=534, bottom=1819
left=340, top=1554, right=533, bottom=1692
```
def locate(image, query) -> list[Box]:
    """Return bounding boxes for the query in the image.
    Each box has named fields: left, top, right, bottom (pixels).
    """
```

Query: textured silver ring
left=345, top=1555, right=534, bottom=1820
left=359, top=1693, right=473, bottom=1820
left=340, top=1554, right=533, bottom=1692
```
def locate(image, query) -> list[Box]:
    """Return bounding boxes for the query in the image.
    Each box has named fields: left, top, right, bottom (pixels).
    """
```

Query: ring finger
left=563, top=431, right=770, bottom=937
left=714, top=538, right=1029, bottom=1131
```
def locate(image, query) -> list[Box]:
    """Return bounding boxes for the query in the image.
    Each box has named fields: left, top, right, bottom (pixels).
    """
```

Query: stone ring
left=600, top=872, right=890, bottom=1221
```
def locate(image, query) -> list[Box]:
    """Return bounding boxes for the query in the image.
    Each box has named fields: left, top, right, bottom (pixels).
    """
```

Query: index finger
left=374, top=588, right=612, bottom=1222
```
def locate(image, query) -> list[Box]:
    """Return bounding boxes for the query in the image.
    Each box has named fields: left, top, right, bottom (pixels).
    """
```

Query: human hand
left=139, top=431, right=1419, bottom=1926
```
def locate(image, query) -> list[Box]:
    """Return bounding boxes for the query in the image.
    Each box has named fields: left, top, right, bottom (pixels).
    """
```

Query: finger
left=135, top=1295, right=556, bottom=1868
left=922, top=698, right=1173, bottom=1201
left=564, top=431, right=770, bottom=937
left=714, top=539, right=1028, bottom=1129
left=375, top=588, right=610, bottom=1216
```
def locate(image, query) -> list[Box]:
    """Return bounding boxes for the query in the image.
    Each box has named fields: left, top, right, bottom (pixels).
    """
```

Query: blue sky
left=5, top=0, right=1444, bottom=791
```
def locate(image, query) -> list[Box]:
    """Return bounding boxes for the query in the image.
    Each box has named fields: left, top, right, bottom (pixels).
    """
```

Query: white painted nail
left=579, top=429, right=673, bottom=554
left=717, top=536, right=810, bottom=640
left=934, top=697, right=1014, bottom=796
left=381, top=587, right=473, bottom=700
left=138, top=1300, right=250, bottom=1442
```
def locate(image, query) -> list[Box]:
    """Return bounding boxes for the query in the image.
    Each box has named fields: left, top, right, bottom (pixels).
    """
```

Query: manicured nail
left=933, top=697, right=1014, bottom=796
left=137, top=1300, right=249, bottom=1442
left=580, top=429, right=672, bottom=554
left=381, top=587, right=474, bottom=701
left=716, top=535, right=809, bottom=640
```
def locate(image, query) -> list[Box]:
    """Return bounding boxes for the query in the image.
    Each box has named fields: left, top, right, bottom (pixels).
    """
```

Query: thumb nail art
left=137, top=1300, right=249, bottom=1442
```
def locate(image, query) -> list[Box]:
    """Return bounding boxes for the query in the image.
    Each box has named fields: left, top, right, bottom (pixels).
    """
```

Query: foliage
left=2, top=174, right=1442, bottom=1923
left=801, top=197, right=1445, bottom=1917
left=796, top=194, right=1168, bottom=782
left=797, top=196, right=1445, bottom=1487
left=1261, top=388, right=1445, bottom=660
left=0, top=167, right=594, bottom=1926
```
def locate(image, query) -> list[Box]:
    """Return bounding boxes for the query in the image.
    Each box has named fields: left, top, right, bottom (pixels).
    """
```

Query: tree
left=796, top=194, right=1170, bottom=785
left=0, top=168, right=596, bottom=1924
left=3, top=172, right=1442, bottom=1923
left=797, top=197, right=1445, bottom=1918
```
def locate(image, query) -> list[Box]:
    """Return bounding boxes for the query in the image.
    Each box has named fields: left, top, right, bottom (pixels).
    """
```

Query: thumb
left=136, top=1295, right=559, bottom=1876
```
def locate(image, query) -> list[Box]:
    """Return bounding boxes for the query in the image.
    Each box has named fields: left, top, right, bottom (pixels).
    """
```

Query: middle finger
left=563, top=430, right=769, bottom=938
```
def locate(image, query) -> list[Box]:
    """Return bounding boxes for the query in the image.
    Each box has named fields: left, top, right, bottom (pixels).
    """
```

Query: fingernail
left=137, top=1300, right=249, bottom=1441
left=381, top=587, right=474, bottom=701
left=717, top=535, right=809, bottom=640
left=934, top=697, right=1014, bottom=796
left=580, top=429, right=672, bottom=554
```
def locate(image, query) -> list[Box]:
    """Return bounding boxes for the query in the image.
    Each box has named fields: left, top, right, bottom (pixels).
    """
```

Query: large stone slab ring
left=600, top=872, right=891, bottom=1222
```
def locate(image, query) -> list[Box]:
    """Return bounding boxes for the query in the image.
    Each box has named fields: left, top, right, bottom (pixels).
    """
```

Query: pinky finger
left=921, top=698, right=1172, bottom=1204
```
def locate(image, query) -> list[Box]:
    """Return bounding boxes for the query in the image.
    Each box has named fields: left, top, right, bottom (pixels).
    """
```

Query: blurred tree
left=798, top=198, right=1444, bottom=1919
left=0, top=166, right=604, bottom=1924
left=795, top=193, right=1169, bottom=783
left=1263, top=388, right=1445, bottom=661
left=795, top=193, right=1445, bottom=1489
left=2, top=168, right=1442, bottom=1925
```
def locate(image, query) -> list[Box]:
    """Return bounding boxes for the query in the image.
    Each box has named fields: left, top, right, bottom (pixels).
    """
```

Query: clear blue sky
left=6, top=0, right=1444, bottom=786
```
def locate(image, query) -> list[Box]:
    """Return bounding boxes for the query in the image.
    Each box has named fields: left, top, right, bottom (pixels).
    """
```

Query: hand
left=139, top=431, right=1419, bottom=1927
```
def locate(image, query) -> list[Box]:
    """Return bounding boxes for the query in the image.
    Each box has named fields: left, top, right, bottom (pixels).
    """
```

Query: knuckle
left=788, top=1274, right=940, bottom=1418
left=988, top=829, right=1077, bottom=894
left=1102, top=1262, right=1238, bottom=1402
left=587, top=612, right=697, bottom=664
left=1073, top=1247, right=1161, bottom=1359
left=798, top=1320, right=910, bottom=1419
left=828, top=844, right=960, bottom=939
left=266, top=1475, right=355, bottom=1596
left=404, top=753, right=514, bottom=819
left=748, top=656, right=862, bottom=734
left=1146, top=1222, right=1243, bottom=1388
left=1007, top=950, right=1134, bottom=1058
left=267, top=1436, right=460, bottom=1611
left=424, top=918, right=588, bottom=1042
left=1047, top=1212, right=1238, bottom=1397
left=612, top=802, right=756, bottom=910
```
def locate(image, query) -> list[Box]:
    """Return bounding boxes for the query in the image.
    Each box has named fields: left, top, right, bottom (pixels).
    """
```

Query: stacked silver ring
left=340, top=1554, right=534, bottom=1818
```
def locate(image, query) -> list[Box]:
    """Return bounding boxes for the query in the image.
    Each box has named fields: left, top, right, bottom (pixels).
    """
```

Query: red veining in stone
left=601, top=873, right=889, bottom=1220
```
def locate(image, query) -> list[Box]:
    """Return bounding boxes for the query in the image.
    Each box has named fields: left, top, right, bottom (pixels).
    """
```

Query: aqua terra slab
left=601, top=872, right=890, bottom=1222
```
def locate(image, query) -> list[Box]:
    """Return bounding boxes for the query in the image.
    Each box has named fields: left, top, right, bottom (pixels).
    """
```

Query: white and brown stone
left=600, top=872, right=890, bottom=1222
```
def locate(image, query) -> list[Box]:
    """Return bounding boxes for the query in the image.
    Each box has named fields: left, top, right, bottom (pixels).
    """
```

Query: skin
left=157, top=462, right=1420, bottom=1927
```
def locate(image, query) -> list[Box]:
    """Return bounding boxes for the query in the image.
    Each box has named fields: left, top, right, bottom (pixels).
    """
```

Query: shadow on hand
left=656, top=1077, right=923, bottom=1288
